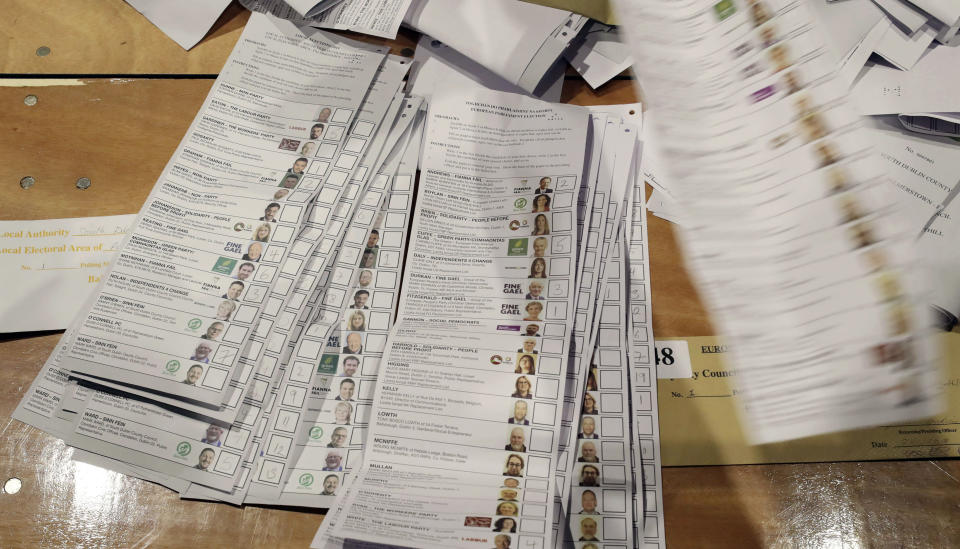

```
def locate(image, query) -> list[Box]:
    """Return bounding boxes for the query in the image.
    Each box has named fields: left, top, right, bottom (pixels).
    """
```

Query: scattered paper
left=124, top=0, right=233, bottom=50
left=0, top=215, right=134, bottom=332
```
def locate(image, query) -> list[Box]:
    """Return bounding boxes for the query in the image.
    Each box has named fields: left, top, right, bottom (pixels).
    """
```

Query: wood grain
left=0, top=1, right=418, bottom=75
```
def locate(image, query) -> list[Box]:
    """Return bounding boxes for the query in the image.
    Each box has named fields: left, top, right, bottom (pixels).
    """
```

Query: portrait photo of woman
left=529, top=257, right=547, bottom=279
left=252, top=223, right=271, bottom=243
left=532, top=214, right=550, bottom=235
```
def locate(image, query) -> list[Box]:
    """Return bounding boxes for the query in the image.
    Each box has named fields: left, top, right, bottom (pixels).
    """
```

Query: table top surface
left=1, top=2, right=958, bottom=548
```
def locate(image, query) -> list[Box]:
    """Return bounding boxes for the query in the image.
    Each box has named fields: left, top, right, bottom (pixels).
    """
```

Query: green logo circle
left=514, top=198, right=527, bottom=209
left=309, top=426, right=324, bottom=440
left=165, top=360, right=181, bottom=373
left=187, top=318, right=202, bottom=330
left=299, top=473, right=314, bottom=487
left=176, top=441, right=192, bottom=456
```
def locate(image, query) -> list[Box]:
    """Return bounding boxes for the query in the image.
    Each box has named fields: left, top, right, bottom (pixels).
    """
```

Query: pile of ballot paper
left=11, top=1, right=957, bottom=548
left=641, top=0, right=960, bottom=333
left=14, top=11, right=665, bottom=549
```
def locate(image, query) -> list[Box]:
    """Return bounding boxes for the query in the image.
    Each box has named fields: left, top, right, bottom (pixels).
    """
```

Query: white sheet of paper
left=908, top=0, right=960, bottom=26
left=565, top=25, right=634, bottom=89
left=806, top=0, right=884, bottom=67
left=403, top=0, right=582, bottom=92
left=872, top=20, right=937, bottom=70
left=408, top=35, right=564, bottom=102
left=851, top=42, right=960, bottom=114
left=872, top=0, right=929, bottom=34
left=124, top=0, right=232, bottom=50
left=0, top=215, right=134, bottom=333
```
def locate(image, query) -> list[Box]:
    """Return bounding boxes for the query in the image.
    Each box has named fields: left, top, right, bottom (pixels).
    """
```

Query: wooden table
left=1, top=2, right=958, bottom=547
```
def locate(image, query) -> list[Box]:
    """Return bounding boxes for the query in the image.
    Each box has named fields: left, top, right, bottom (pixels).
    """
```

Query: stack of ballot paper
left=615, top=0, right=946, bottom=444
left=13, top=12, right=665, bottom=549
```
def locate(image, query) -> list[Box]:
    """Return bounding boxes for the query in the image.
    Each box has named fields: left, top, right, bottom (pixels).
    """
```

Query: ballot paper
left=0, top=215, right=134, bottom=333
left=615, top=0, right=944, bottom=443
left=56, top=14, right=387, bottom=414
left=242, top=0, right=411, bottom=39
left=403, top=0, right=588, bottom=94
left=866, top=115, right=960, bottom=234
left=315, top=88, right=588, bottom=549
left=919, top=196, right=960, bottom=329
left=124, top=0, right=233, bottom=50
left=627, top=173, right=665, bottom=549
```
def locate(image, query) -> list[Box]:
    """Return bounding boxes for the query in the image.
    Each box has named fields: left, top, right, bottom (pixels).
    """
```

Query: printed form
left=316, top=88, right=588, bottom=549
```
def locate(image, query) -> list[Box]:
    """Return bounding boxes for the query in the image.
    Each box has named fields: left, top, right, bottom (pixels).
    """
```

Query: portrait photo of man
left=357, top=269, right=374, bottom=288
left=535, top=176, right=552, bottom=194
left=260, top=202, right=280, bottom=223
left=288, top=157, right=308, bottom=176
left=340, top=355, right=360, bottom=377
left=366, top=229, right=379, bottom=249
left=342, top=333, right=363, bottom=355
left=532, top=236, right=548, bottom=258
left=321, top=474, right=338, bottom=495
left=327, top=427, right=348, bottom=448
left=183, top=364, right=203, bottom=385
left=194, top=448, right=215, bottom=471
left=503, top=454, right=525, bottom=478
left=578, top=517, right=599, bottom=541
left=223, top=281, right=244, bottom=301
left=190, top=342, right=213, bottom=364
left=201, top=322, right=224, bottom=341
left=508, top=401, right=529, bottom=425
left=579, top=465, right=600, bottom=486
left=580, top=489, right=599, bottom=514
left=526, top=281, right=545, bottom=300
left=201, top=424, right=224, bottom=447
left=517, top=338, right=538, bottom=354
left=322, top=452, right=343, bottom=471
left=235, top=262, right=255, bottom=281
left=278, top=173, right=301, bottom=189
left=335, top=378, right=356, bottom=402
left=578, top=441, right=599, bottom=463
left=504, top=427, right=527, bottom=452
left=350, top=290, right=370, bottom=309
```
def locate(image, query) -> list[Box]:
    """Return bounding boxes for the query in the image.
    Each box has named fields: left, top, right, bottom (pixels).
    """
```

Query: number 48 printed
left=653, top=340, right=693, bottom=379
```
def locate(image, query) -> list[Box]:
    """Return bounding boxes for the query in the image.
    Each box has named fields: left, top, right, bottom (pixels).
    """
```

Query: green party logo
left=713, top=0, right=736, bottom=20
left=513, top=198, right=527, bottom=210
left=176, top=441, right=192, bottom=457
left=317, top=354, right=339, bottom=375
left=212, top=256, right=237, bottom=275
left=299, top=473, right=314, bottom=487
left=507, top=238, right=528, bottom=257
left=187, top=318, right=202, bottom=330
left=309, top=426, right=324, bottom=440
left=165, top=360, right=181, bottom=373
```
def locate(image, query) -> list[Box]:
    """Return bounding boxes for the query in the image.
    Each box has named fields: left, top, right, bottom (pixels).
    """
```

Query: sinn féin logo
left=176, top=441, right=192, bottom=457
